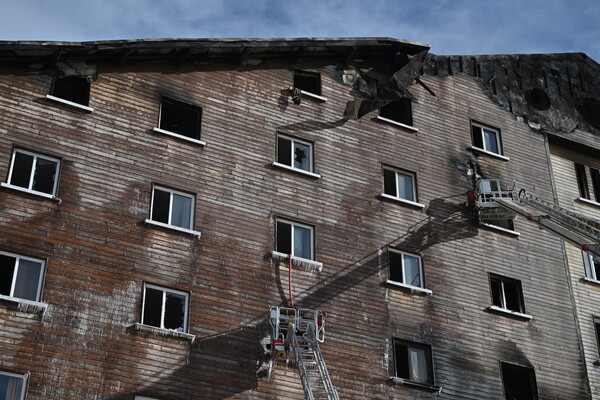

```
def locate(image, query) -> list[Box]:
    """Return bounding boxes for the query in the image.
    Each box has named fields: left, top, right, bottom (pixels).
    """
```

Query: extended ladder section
left=474, top=179, right=600, bottom=257
left=269, top=307, right=339, bottom=400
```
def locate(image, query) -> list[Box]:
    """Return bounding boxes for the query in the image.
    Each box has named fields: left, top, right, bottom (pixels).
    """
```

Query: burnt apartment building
left=0, top=37, right=599, bottom=400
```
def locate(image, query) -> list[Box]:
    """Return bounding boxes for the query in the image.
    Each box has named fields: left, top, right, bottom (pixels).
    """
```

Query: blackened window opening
left=276, top=221, right=292, bottom=255
left=151, top=189, right=171, bottom=224
left=52, top=76, right=90, bottom=106
left=383, top=169, right=397, bottom=197
left=501, top=363, right=538, bottom=400
left=277, top=137, right=292, bottom=166
left=0, top=254, right=16, bottom=296
left=10, top=152, right=33, bottom=189
left=143, top=287, right=162, bottom=328
left=576, top=163, right=590, bottom=199
left=294, top=70, right=321, bottom=95
left=591, top=168, right=600, bottom=201
left=159, top=97, right=202, bottom=139
left=472, top=125, right=484, bottom=149
left=389, top=251, right=403, bottom=282
left=379, top=99, right=413, bottom=126
left=490, top=275, right=525, bottom=313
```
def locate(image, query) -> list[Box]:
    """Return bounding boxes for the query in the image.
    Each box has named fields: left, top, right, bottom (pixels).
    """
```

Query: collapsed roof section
left=422, top=53, right=600, bottom=139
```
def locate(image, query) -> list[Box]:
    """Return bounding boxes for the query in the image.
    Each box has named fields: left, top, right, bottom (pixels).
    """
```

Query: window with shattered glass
left=277, top=134, right=314, bottom=172
left=141, top=284, right=189, bottom=332
left=6, top=149, right=60, bottom=196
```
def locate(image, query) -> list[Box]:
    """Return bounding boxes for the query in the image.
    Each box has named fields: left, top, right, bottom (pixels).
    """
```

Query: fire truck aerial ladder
left=472, top=179, right=600, bottom=257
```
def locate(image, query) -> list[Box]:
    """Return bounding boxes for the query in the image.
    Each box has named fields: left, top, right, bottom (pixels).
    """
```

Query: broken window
left=51, top=76, right=90, bottom=106
left=388, top=250, right=424, bottom=288
left=583, top=251, right=600, bottom=281
left=0, top=251, right=45, bottom=302
left=149, top=185, right=195, bottom=230
left=141, top=283, right=189, bottom=332
left=293, top=70, right=321, bottom=96
left=482, top=219, right=515, bottom=232
left=276, top=218, right=314, bottom=260
left=383, top=166, right=417, bottom=203
left=501, top=362, right=539, bottom=400
left=5, top=149, right=60, bottom=196
left=379, top=99, right=413, bottom=126
left=394, top=339, right=434, bottom=385
left=490, top=274, right=526, bottom=314
left=471, top=122, right=502, bottom=155
left=158, top=97, right=202, bottom=140
left=0, top=370, right=26, bottom=400
left=276, top=134, right=314, bottom=173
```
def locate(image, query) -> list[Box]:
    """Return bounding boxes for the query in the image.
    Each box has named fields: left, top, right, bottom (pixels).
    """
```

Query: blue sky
left=1, top=0, right=598, bottom=61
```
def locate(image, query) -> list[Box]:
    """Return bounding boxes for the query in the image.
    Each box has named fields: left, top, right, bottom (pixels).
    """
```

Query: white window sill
left=289, top=87, right=327, bottom=102
left=480, top=222, right=520, bottom=236
left=272, top=162, right=321, bottom=179
left=380, top=193, right=425, bottom=209
left=1, top=182, right=61, bottom=202
left=391, top=377, right=442, bottom=393
left=468, top=146, right=510, bottom=161
left=385, top=280, right=432, bottom=296
left=133, top=322, right=195, bottom=342
left=374, top=116, right=419, bottom=132
left=153, top=127, right=207, bottom=146
left=271, top=251, right=323, bottom=272
left=583, top=277, right=600, bottom=286
left=46, top=94, right=94, bottom=112
left=0, top=294, right=48, bottom=314
left=576, top=197, right=600, bottom=208
left=144, top=219, right=201, bottom=238
left=487, top=305, right=532, bottom=320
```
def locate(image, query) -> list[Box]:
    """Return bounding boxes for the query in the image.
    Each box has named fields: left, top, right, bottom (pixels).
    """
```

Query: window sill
left=289, top=87, right=327, bottom=103
left=153, top=127, right=207, bottom=146
left=468, top=146, right=510, bottom=161
left=380, top=193, right=425, bottom=209
left=133, top=322, right=195, bottom=342
left=385, top=280, right=432, bottom=296
left=582, top=277, right=600, bottom=286
left=576, top=197, right=600, bottom=208
left=144, top=219, right=201, bottom=238
left=487, top=305, right=532, bottom=320
left=272, top=162, right=321, bottom=179
left=374, top=116, right=419, bottom=132
left=46, top=94, right=94, bottom=112
left=391, top=377, right=442, bottom=393
left=271, top=251, right=323, bottom=272
left=1, top=183, right=61, bottom=202
left=0, top=294, right=48, bottom=314
left=480, top=222, right=520, bottom=237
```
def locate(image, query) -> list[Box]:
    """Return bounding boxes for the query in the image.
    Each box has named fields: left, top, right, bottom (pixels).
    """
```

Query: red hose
left=288, top=253, right=294, bottom=309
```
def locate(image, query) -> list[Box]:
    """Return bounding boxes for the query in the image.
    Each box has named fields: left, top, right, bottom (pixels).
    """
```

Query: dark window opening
left=294, top=70, right=321, bottom=95
left=483, top=219, right=515, bottom=231
left=10, top=152, right=33, bottom=189
left=32, top=158, right=58, bottom=194
left=594, top=318, right=600, bottom=357
left=277, top=137, right=292, bottom=166
left=591, top=168, right=600, bottom=201
left=276, top=221, right=292, bottom=255
left=142, top=285, right=188, bottom=332
left=472, top=125, right=484, bottom=149
left=490, top=274, right=525, bottom=314
left=383, top=169, right=397, bottom=197
left=151, top=189, right=170, bottom=224
left=159, top=97, right=202, bottom=139
left=501, top=362, right=538, bottom=400
left=51, top=76, right=90, bottom=106
left=163, top=292, right=186, bottom=330
left=394, top=339, right=434, bottom=385
left=389, top=251, right=403, bottom=282
left=575, top=163, right=590, bottom=199
left=0, top=254, right=16, bottom=296
left=143, top=287, right=162, bottom=328
left=379, top=99, right=413, bottom=126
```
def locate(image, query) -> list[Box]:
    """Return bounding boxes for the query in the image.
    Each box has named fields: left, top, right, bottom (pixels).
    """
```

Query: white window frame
left=145, top=185, right=201, bottom=237
left=583, top=251, right=600, bottom=282
left=0, top=370, right=27, bottom=400
left=45, top=76, right=94, bottom=112
left=276, top=218, right=315, bottom=261
left=381, top=166, right=424, bottom=208
left=273, top=133, right=320, bottom=178
left=1, top=148, right=61, bottom=199
left=141, top=283, right=190, bottom=333
left=386, top=249, right=431, bottom=295
left=470, top=122, right=508, bottom=160
left=488, top=274, right=532, bottom=320
left=0, top=250, right=45, bottom=303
